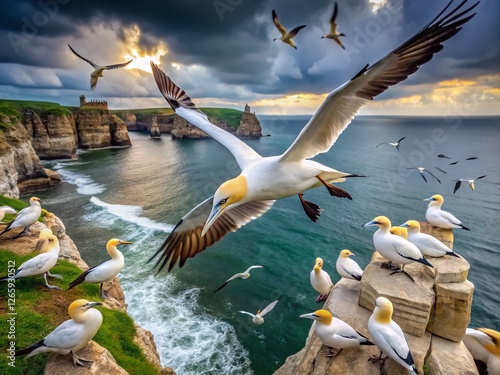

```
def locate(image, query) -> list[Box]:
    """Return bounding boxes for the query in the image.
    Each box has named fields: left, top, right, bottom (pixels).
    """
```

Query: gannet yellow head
left=202, top=176, right=248, bottom=237
left=46, top=235, right=59, bottom=251
left=390, top=226, right=408, bottom=239
left=106, top=238, right=132, bottom=255
left=340, top=249, right=354, bottom=258
left=299, top=309, right=333, bottom=325
left=477, top=328, right=500, bottom=356
left=39, top=228, right=53, bottom=240
left=400, top=220, right=421, bottom=233
left=68, top=299, right=103, bottom=321
left=313, top=257, right=324, bottom=272
left=363, top=216, right=391, bottom=229
left=424, top=194, right=444, bottom=207
left=30, top=197, right=42, bottom=205
left=374, top=296, right=393, bottom=324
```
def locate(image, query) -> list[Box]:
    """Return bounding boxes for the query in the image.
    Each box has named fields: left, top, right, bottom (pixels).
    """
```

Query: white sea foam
left=53, top=163, right=106, bottom=195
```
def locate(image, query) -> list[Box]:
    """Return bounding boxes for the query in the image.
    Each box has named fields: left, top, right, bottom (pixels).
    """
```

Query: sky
left=0, top=0, right=498, bottom=115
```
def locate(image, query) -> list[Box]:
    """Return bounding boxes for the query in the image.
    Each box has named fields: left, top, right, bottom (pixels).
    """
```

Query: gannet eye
left=219, top=198, right=227, bottom=205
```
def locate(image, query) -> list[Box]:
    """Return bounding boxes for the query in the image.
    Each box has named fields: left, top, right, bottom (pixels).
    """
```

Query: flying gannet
left=0, top=234, right=62, bottom=289
left=0, top=197, right=42, bottom=238
left=213, top=265, right=264, bottom=293
left=300, top=309, right=374, bottom=358
left=376, top=137, right=405, bottom=151
left=239, top=300, right=279, bottom=325
left=310, top=257, right=334, bottom=302
left=406, top=167, right=441, bottom=183
left=424, top=194, right=470, bottom=230
left=454, top=175, right=487, bottom=193
left=437, top=154, right=451, bottom=159
left=321, top=2, right=346, bottom=49
left=16, top=299, right=103, bottom=367
left=400, top=220, right=460, bottom=258
left=68, top=44, right=132, bottom=90
left=148, top=0, right=479, bottom=272
left=272, top=9, right=306, bottom=49
left=68, top=238, right=131, bottom=299
left=0, top=205, right=16, bottom=222
left=368, top=297, right=419, bottom=375
left=336, top=249, right=363, bottom=281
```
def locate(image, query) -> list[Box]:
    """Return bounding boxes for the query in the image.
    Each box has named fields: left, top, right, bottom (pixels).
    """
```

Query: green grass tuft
left=0, top=99, right=71, bottom=120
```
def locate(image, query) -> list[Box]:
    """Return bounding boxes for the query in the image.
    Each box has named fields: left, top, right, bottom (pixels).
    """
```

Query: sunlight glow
left=369, top=0, right=388, bottom=13
left=122, top=25, right=168, bottom=73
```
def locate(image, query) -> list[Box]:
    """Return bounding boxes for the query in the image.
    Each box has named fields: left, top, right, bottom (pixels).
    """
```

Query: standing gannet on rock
left=68, top=238, right=131, bottom=299
left=213, top=265, right=264, bottom=293
left=272, top=9, right=306, bottom=49
left=454, top=175, right=487, bottom=193
left=336, top=250, right=363, bottom=281
left=368, top=297, right=419, bottom=375
left=464, top=328, right=500, bottom=375
left=424, top=194, right=470, bottom=230
left=239, top=300, right=279, bottom=325
left=321, top=2, right=346, bottom=49
left=400, top=220, right=460, bottom=258
left=0, top=205, right=16, bottom=222
left=310, top=257, right=334, bottom=302
left=148, top=0, right=478, bottom=272
left=390, top=226, right=408, bottom=239
left=300, top=309, right=374, bottom=359
left=0, top=197, right=42, bottom=238
left=363, top=216, right=433, bottom=280
left=0, top=234, right=62, bottom=289
left=68, top=44, right=132, bottom=90
left=16, top=299, right=103, bottom=367
left=376, top=137, right=406, bottom=151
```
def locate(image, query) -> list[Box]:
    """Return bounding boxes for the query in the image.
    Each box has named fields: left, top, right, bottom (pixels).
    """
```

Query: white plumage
left=310, top=257, right=334, bottom=303
left=0, top=205, right=16, bottom=221
left=239, top=300, right=279, bottom=325
left=336, top=249, right=363, bottom=281
left=401, top=220, right=460, bottom=258
left=0, top=197, right=42, bottom=238
left=424, top=194, right=469, bottom=230
left=213, top=265, right=264, bottom=293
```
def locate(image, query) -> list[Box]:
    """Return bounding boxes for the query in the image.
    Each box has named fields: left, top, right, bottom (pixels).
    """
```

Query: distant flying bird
left=0, top=205, right=16, bottom=222
left=321, top=2, right=346, bottom=49
left=454, top=175, right=487, bottom=194
left=0, top=197, right=42, bottom=238
left=68, top=44, right=132, bottom=90
left=435, top=167, right=447, bottom=174
left=213, top=265, right=264, bottom=293
left=376, top=137, right=405, bottom=151
left=272, top=9, right=306, bottom=49
left=437, top=154, right=451, bottom=159
left=407, top=167, right=441, bottom=183
left=310, top=257, right=334, bottom=303
left=68, top=239, right=131, bottom=299
left=336, top=249, right=363, bottom=281
left=400, top=220, right=460, bottom=258
left=148, top=0, right=479, bottom=272
left=466, top=157, right=478, bottom=160
left=424, top=194, right=470, bottom=230
left=16, top=299, right=103, bottom=367
left=239, top=300, right=279, bottom=325
left=449, top=161, right=459, bottom=165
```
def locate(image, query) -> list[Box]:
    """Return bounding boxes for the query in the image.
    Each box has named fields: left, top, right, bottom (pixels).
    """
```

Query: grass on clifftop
left=0, top=99, right=71, bottom=121
left=0, top=250, right=159, bottom=375
left=0, top=195, right=45, bottom=223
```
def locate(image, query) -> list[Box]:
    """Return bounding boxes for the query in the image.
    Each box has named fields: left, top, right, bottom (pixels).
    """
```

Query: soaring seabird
left=321, top=2, right=346, bottom=49
left=213, top=265, right=264, bottom=293
left=272, top=9, right=306, bottom=49
left=239, top=300, right=279, bottom=325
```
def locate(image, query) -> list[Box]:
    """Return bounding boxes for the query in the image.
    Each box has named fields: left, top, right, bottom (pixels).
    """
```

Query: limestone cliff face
left=73, top=110, right=131, bottom=149
left=171, top=115, right=236, bottom=139
left=237, top=112, right=262, bottom=137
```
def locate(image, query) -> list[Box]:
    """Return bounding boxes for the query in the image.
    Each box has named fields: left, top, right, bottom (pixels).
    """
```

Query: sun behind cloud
left=121, top=25, right=168, bottom=73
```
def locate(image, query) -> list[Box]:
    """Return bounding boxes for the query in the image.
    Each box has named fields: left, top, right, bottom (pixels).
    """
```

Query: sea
left=32, top=115, right=500, bottom=375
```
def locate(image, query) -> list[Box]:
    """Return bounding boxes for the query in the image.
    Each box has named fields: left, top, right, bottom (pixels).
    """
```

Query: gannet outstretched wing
left=260, top=300, right=279, bottom=317
left=68, top=44, right=132, bottom=70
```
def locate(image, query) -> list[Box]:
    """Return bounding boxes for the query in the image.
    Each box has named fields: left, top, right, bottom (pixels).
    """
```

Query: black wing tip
left=460, top=224, right=471, bottom=231
left=272, top=9, right=277, bottom=18
left=213, top=282, right=228, bottom=293
left=16, top=340, right=45, bottom=357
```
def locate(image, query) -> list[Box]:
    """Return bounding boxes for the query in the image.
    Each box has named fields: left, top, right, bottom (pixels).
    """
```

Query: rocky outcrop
left=237, top=111, right=262, bottom=137
left=73, top=110, right=131, bottom=149
left=171, top=115, right=236, bottom=139
left=274, top=224, right=477, bottom=375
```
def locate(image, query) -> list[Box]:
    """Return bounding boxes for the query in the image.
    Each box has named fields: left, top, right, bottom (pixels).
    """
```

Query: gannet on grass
left=0, top=205, right=16, bottom=222
left=400, top=220, right=460, bottom=258
left=68, top=44, right=132, bottom=90
left=321, top=2, right=346, bottom=49
left=363, top=216, right=433, bottom=281
left=454, top=175, right=487, bottom=193
left=390, top=226, right=408, bottom=240
left=16, top=299, right=103, bottom=367
left=368, top=297, right=419, bottom=375
left=148, top=0, right=479, bottom=272
left=407, top=166, right=441, bottom=183
left=300, top=309, right=374, bottom=359
left=424, top=194, right=470, bottom=230
left=310, top=257, right=334, bottom=302
left=0, top=234, right=62, bottom=289
left=464, top=328, right=500, bottom=375
left=0, top=197, right=42, bottom=238
left=239, top=300, right=279, bottom=325
left=68, top=238, right=131, bottom=299
left=272, top=9, right=306, bottom=49
left=213, top=265, right=264, bottom=293
left=336, top=250, right=363, bottom=281
left=376, top=137, right=405, bottom=151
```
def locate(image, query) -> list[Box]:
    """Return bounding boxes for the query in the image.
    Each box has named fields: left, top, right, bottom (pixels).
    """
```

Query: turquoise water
left=35, top=115, right=500, bottom=374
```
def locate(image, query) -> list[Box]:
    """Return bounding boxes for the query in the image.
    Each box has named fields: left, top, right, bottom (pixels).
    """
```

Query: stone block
left=426, top=335, right=479, bottom=375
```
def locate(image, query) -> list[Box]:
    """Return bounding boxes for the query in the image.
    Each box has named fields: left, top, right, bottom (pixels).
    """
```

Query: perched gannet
left=463, top=328, right=493, bottom=364
left=407, top=167, right=441, bottom=183
left=424, top=194, right=470, bottom=230
left=300, top=309, right=374, bottom=358
left=0, top=197, right=42, bottom=238
left=68, top=238, right=131, bottom=299
left=376, top=137, right=405, bottom=151
left=272, top=9, right=306, bottom=49
left=336, top=250, right=363, bottom=281
left=0, top=205, right=16, bottom=222
left=363, top=216, right=433, bottom=279
left=368, top=297, right=419, bottom=375
left=437, top=154, right=451, bottom=159
left=34, top=228, right=53, bottom=253
left=16, top=299, right=103, bottom=367
left=148, top=0, right=478, bottom=272
left=321, top=2, right=346, bottom=49
left=68, top=44, right=132, bottom=90
left=310, top=257, right=334, bottom=302
left=0, top=234, right=61, bottom=289
left=213, top=265, right=264, bottom=293
left=464, top=328, right=500, bottom=375
left=454, top=175, right=487, bottom=194
left=390, top=226, right=408, bottom=240
left=239, top=300, right=279, bottom=325
left=400, top=220, right=460, bottom=258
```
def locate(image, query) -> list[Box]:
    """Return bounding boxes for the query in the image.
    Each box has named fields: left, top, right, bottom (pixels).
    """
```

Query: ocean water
left=34, top=115, right=500, bottom=374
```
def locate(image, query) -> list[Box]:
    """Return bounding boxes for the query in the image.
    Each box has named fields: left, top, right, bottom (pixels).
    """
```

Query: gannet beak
left=400, top=223, right=409, bottom=227
left=363, top=220, right=378, bottom=227
left=202, top=204, right=223, bottom=237
left=299, top=313, right=318, bottom=320
left=423, top=197, right=434, bottom=201
left=87, top=302, right=103, bottom=308
left=120, top=241, right=133, bottom=245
